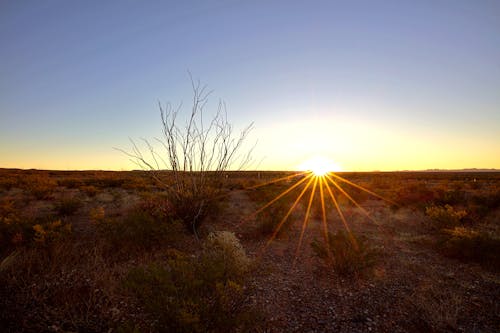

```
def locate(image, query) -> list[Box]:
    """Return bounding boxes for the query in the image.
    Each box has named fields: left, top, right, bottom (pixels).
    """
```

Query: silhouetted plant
left=120, top=76, right=254, bottom=237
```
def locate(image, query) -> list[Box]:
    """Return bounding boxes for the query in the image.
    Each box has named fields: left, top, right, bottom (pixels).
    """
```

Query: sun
left=298, top=156, right=342, bottom=176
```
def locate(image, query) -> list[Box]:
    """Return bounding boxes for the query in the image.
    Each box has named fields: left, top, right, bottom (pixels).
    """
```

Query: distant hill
left=421, top=168, right=499, bottom=172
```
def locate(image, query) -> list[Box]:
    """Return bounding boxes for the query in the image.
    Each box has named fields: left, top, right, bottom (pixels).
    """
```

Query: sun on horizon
left=298, top=156, right=343, bottom=176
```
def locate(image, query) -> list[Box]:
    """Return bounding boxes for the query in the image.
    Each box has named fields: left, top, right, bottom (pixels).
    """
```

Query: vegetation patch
left=425, top=204, right=467, bottom=229
left=439, top=227, right=500, bottom=268
left=123, top=231, right=257, bottom=332
left=311, top=230, right=379, bottom=277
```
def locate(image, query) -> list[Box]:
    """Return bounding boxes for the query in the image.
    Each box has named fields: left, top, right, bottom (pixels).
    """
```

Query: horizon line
left=1, top=167, right=499, bottom=173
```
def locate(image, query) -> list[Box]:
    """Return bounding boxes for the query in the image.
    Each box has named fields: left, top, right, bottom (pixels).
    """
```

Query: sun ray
left=329, top=172, right=397, bottom=206
left=212, top=171, right=308, bottom=202
left=323, top=176, right=358, bottom=250
left=241, top=159, right=394, bottom=261
left=239, top=173, right=313, bottom=226
left=245, top=171, right=308, bottom=190
left=294, top=176, right=318, bottom=261
left=325, top=174, right=378, bottom=224
left=318, top=177, right=331, bottom=254
left=262, top=175, right=316, bottom=250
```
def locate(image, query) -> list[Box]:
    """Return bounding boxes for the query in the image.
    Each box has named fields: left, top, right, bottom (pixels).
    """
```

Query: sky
left=1, top=0, right=499, bottom=171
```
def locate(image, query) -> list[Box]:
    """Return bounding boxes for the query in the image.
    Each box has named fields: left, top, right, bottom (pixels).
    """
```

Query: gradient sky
left=1, top=0, right=499, bottom=171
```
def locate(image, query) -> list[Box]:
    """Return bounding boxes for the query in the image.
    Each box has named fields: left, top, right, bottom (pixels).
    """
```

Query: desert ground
left=0, top=168, right=499, bottom=332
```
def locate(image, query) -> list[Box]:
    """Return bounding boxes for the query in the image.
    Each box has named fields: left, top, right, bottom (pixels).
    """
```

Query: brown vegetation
left=0, top=168, right=499, bottom=332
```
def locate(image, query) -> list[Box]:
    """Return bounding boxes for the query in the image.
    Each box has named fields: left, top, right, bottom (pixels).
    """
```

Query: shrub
left=26, top=175, right=57, bottom=199
left=0, top=200, right=54, bottom=253
left=440, top=227, right=500, bottom=267
left=0, top=200, right=24, bottom=253
left=200, top=231, right=251, bottom=283
left=433, top=189, right=467, bottom=206
left=0, top=177, right=17, bottom=191
left=0, top=241, right=116, bottom=332
left=311, top=230, right=378, bottom=277
left=54, top=196, right=82, bottom=216
left=247, top=185, right=296, bottom=237
left=97, top=206, right=181, bottom=253
left=81, top=185, right=98, bottom=197
left=33, top=220, right=72, bottom=247
left=120, top=77, right=254, bottom=237
left=255, top=201, right=291, bottom=237
left=469, top=190, right=500, bottom=219
left=425, top=204, right=467, bottom=229
left=57, top=178, right=84, bottom=188
left=89, top=206, right=106, bottom=223
left=394, top=183, right=435, bottom=208
left=123, top=232, right=255, bottom=332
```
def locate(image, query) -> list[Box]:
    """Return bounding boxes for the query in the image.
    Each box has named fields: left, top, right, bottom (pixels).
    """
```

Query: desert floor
left=1, top=169, right=499, bottom=332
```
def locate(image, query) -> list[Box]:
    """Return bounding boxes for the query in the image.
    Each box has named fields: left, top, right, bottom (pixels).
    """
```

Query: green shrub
left=123, top=232, right=255, bottom=332
left=440, top=227, right=500, bottom=267
left=425, top=204, right=467, bottom=229
left=311, top=230, right=378, bottom=277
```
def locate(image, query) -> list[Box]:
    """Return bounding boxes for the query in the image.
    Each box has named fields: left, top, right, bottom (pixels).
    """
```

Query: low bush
left=311, top=230, right=378, bottom=277
left=96, top=204, right=182, bottom=253
left=81, top=185, right=98, bottom=197
left=440, top=227, right=500, bottom=268
left=33, top=220, right=72, bottom=247
left=0, top=241, right=116, bottom=332
left=57, top=178, right=84, bottom=189
left=394, top=183, right=436, bottom=209
left=425, top=204, right=467, bottom=229
left=25, top=175, right=57, bottom=200
left=255, top=201, right=291, bottom=237
left=469, top=190, right=500, bottom=219
left=433, top=188, right=467, bottom=206
left=200, top=231, right=251, bottom=282
left=123, top=231, right=256, bottom=332
left=0, top=177, right=18, bottom=191
left=54, top=196, right=82, bottom=216
left=0, top=201, right=72, bottom=254
left=0, top=200, right=25, bottom=254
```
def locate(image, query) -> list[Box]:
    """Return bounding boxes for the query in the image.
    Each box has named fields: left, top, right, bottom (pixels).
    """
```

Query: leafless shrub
left=120, top=76, right=255, bottom=237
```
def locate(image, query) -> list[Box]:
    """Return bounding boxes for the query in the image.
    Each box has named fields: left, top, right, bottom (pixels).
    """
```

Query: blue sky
left=1, top=0, right=499, bottom=170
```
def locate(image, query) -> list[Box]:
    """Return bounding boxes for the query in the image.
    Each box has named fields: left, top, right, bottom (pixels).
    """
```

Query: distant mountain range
left=420, top=168, right=499, bottom=172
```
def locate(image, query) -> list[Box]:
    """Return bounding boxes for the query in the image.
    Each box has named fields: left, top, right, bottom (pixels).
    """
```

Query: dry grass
left=0, top=168, right=499, bottom=332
